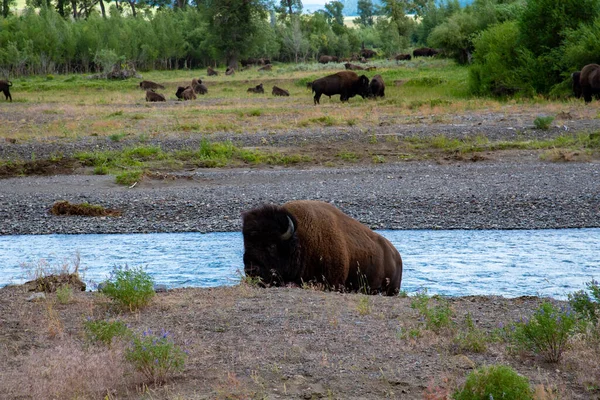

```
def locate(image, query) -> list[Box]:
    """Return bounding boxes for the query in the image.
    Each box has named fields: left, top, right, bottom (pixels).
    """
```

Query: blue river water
left=0, top=229, right=598, bottom=299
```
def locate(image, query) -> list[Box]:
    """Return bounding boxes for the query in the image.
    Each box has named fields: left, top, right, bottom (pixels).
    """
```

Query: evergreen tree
left=275, top=0, right=302, bottom=21
left=354, top=0, right=374, bottom=27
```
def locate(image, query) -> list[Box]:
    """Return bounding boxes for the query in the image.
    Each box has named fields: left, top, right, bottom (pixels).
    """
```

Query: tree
left=324, top=0, right=344, bottom=27
left=275, top=0, right=302, bottom=21
left=204, top=0, right=268, bottom=68
left=354, top=0, right=374, bottom=27
left=1, top=0, right=16, bottom=17
left=280, top=16, right=309, bottom=62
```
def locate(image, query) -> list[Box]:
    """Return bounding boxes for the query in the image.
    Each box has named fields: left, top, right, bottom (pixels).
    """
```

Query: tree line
left=1, top=0, right=600, bottom=97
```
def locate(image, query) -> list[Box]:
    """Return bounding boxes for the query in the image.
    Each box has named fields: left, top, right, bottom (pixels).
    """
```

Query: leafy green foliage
left=454, top=313, right=488, bottom=353
left=568, top=278, right=600, bottom=325
left=100, top=265, right=155, bottom=311
left=533, top=115, right=555, bottom=130
left=453, top=364, right=533, bottom=400
left=56, top=284, right=73, bottom=304
left=84, top=319, right=132, bottom=346
left=125, top=329, right=188, bottom=384
left=410, top=288, right=454, bottom=333
left=511, top=301, right=578, bottom=363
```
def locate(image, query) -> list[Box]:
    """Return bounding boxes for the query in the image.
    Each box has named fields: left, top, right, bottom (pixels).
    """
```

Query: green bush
left=534, top=115, right=555, bottom=130
left=56, top=284, right=73, bottom=304
left=453, top=364, right=533, bottom=400
left=568, top=278, right=600, bottom=325
left=100, top=265, right=155, bottom=311
left=454, top=313, right=488, bottom=353
left=511, top=301, right=577, bottom=363
left=410, top=288, right=454, bottom=333
left=84, top=319, right=132, bottom=346
left=125, top=329, right=188, bottom=384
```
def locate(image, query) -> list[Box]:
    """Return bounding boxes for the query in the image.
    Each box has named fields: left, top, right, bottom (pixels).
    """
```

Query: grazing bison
left=258, top=64, right=272, bottom=71
left=368, top=74, right=385, bottom=98
left=272, top=85, right=289, bottom=96
left=181, top=87, right=196, bottom=100
left=413, top=47, right=439, bottom=57
left=575, top=64, right=600, bottom=103
left=242, top=200, right=403, bottom=295
left=360, top=48, right=376, bottom=59
left=175, top=86, right=188, bottom=99
left=318, top=55, right=338, bottom=64
left=207, top=66, right=219, bottom=76
left=145, top=90, right=166, bottom=102
left=225, top=67, right=235, bottom=76
left=0, top=80, right=12, bottom=102
left=191, top=78, right=207, bottom=95
left=139, top=80, right=165, bottom=90
left=344, top=63, right=365, bottom=71
left=395, top=53, right=412, bottom=62
left=572, top=71, right=582, bottom=99
left=311, top=70, right=370, bottom=105
left=247, top=83, right=264, bottom=94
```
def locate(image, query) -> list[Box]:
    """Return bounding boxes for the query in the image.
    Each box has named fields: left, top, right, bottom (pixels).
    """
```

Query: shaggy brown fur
left=181, top=87, right=197, bottom=100
left=368, top=74, right=385, bottom=98
left=344, top=63, right=365, bottom=71
left=225, top=67, right=235, bottom=76
left=272, top=85, right=290, bottom=96
left=311, top=71, right=370, bottom=105
left=360, top=48, right=376, bottom=58
left=318, top=55, right=338, bottom=64
left=413, top=47, right=439, bottom=57
left=145, top=90, right=166, bottom=102
left=578, top=64, right=600, bottom=103
left=139, top=80, right=165, bottom=90
left=191, top=78, right=207, bottom=95
left=247, top=83, right=264, bottom=94
left=176, top=86, right=190, bottom=99
left=395, top=53, right=412, bottom=61
left=207, top=66, right=219, bottom=76
left=242, top=200, right=403, bottom=295
left=0, top=80, right=12, bottom=102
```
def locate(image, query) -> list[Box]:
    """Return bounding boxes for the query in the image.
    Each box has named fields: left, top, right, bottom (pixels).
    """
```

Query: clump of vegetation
left=22, top=254, right=86, bottom=293
left=125, top=329, right=188, bottom=384
left=50, top=200, right=121, bottom=217
left=84, top=319, right=131, bottom=346
left=454, top=313, right=488, bottom=353
left=568, top=278, right=600, bottom=325
left=453, top=364, right=533, bottom=400
left=55, top=284, right=73, bottom=304
left=410, top=288, right=454, bottom=333
left=534, top=115, right=555, bottom=130
left=100, top=265, right=155, bottom=311
left=510, top=301, right=577, bottom=363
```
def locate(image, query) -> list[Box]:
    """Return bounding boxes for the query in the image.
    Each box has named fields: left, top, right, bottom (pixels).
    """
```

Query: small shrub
left=454, top=313, right=488, bottom=353
left=356, top=295, right=371, bottom=316
left=100, top=265, right=155, bottom=311
left=115, top=170, right=143, bottom=186
left=337, top=151, right=359, bottom=162
left=109, top=133, right=127, bottom=142
left=568, top=278, right=600, bottom=325
left=410, top=288, right=454, bottom=333
left=511, top=301, right=577, bottom=363
left=125, top=329, right=188, bottom=384
left=534, top=115, right=555, bottom=130
left=84, top=319, right=131, bottom=346
left=247, top=109, right=262, bottom=117
left=453, top=364, right=533, bottom=400
left=372, top=155, right=386, bottom=163
left=93, top=165, right=109, bottom=175
left=56, top=284, right=73, bottom=304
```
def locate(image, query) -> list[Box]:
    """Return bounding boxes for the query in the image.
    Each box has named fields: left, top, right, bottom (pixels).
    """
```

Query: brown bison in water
left=0, top=80, right=12, bottom=101
left=368, top=74, right=385, bottom=98
left=139, top=80, right=165, bottom=90
left=318, top=55, right=339, bottom=64
left=242, top=200, right=403, bottom=295
left=145, top=90, right=166, bottom=102
left=207, top=66, right=219, bottom=76
left=272, top=85, right=289, bottom=96
left=311, top=70, right=370, bottom=105
left=573, top=64, right=600, bottom=103
left=247, top=83, right=264, bottom=94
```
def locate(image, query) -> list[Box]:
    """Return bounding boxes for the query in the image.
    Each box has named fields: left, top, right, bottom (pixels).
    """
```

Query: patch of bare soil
left=1, top=284, right=597, bottom=399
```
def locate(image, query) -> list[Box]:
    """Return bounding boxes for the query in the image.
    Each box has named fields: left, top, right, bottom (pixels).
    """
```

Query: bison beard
left=311, top=71, right=370, bottom=105
left=242, top=200, right=403, bottom=295
left=0, top=80, right=12, bottom=101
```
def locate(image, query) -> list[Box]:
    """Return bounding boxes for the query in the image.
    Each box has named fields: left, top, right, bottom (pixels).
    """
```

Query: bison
left=226, top=67, right=235, bottom=76
left=191, top=78, right=207, bottom=95
left=311, top=70, right=369, bottom=105
left=344, top=63, right=365, bottom=71
left=360, top=48, right=376, bottom=59
left=145, top=90, right=166, bottom=102
left=242, top=200, right=403, bottom=295
left=318, top=55, right=338, bottom=64
left=272, top=85, right=289, bottom=96
left=395, top=53, right=412, bottom=62
left=175, top=86, right=196, bottom=100
left=368, top=74, right=385, bottom=98
left=258, top=64, right=272, bottom=71
left=574, top=64, right=600, bottom=103
left=139, top=80, right=165, bottom=90
left=247, top=83, right=264, bottom=94
left=0, top=80, right=12, bottom=102
left=207, top=66, right=219, bottom=76
left=413, top=47, right=439, bottom=57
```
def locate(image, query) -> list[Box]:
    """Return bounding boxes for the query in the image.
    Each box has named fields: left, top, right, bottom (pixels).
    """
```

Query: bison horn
left=281, top=216, right=294, bottom=241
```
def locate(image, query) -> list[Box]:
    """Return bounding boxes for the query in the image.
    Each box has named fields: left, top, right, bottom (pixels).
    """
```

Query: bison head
left=357, top=74, right=370, bottom=98
left=242, top=205, right=299, bottom=286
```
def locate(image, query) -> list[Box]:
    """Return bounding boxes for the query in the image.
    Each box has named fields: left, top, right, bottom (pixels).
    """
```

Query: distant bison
left=318, top=55, right=339, bottom=64
left=395, top=53, right=412, bottom=61
left=311, top=70, right=370, bottom=105
left=176, top=86, right=196, bottom=100
left=272, top=85, right=289, bottom=96
left=207, top=66, right=219, bottom=76
left=247, top=83, right=264, bottom=94
left=0, top=80, right=12, bottom=102
left=225, top=67, right=235, bottom=76
left=145, top=90, right=166, bottom=102
left=360, top=48, right=376, bottom=59
left=175, top=86, right=188, bottom=99
left=139, top=80, right=165, bottom=90
left=572, top=71, right=582, bottom=99
left=258, top=64, right=272, bottom=71
left=242, top=200, right=403, bottom=295
left=191, top=78, right=207, bottom=95
left=574, top=64, right=600, bottom=103
left=344, top=63, right=365, bottom=71
left=368, top=74, right=385, bottom=98
left=413, top=47, right=438, bottom=57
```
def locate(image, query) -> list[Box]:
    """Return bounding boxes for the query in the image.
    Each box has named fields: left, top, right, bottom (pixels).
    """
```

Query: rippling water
left=1, top=229, right=598, bottom=299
